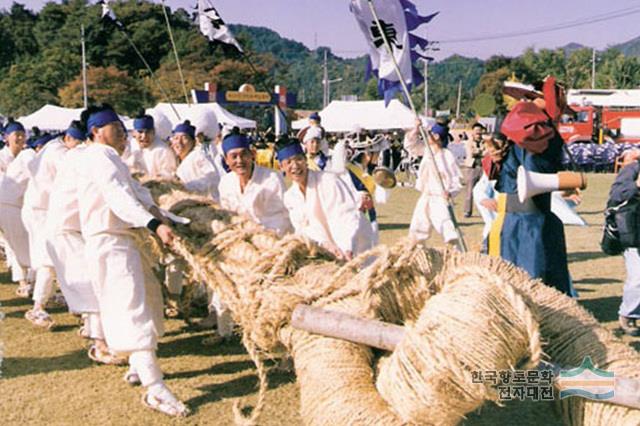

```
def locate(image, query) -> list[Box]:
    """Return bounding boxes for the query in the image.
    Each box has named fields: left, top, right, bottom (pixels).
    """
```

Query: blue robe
left=490, top=134, right=571, bottom=295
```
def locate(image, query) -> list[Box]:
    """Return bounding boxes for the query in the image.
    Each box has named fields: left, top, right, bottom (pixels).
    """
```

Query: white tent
left=154, top=103, right=256, bottom=130
left=18, top=104, right=128, bottom=132
left=292, top=100, right=417, bottom=132
left=18, top=105, right=84, bottom=132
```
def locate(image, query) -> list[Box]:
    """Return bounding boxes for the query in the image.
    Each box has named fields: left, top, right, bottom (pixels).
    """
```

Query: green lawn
left=0, top=173, right=633, bottom=425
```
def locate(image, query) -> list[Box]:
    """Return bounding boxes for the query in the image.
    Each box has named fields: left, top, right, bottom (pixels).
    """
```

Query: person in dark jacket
left=608, top=149, right=640, bottom=336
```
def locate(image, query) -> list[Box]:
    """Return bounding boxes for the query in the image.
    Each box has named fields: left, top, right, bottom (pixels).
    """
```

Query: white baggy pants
left=85, top=232, right=164, bottom=354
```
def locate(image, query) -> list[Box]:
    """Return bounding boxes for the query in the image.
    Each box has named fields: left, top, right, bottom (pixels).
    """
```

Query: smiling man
left=277, top=137, right=364, bottom=261
left=131, top=112, right=177, bottom=178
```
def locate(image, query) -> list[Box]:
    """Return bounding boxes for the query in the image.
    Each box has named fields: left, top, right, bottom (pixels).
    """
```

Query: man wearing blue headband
left=278, top=138, right=363, bottom=261
left=22, top=121, right=86, bottom=331
left=0, top=119, right=26, bottom=173
left=220, top=133, right=292, bottom=236
left=172, top=120, right=224, bottom=203
left=0, top=128, right=36, bottom=300
left=197, top=134, right=292, bottom=343
left=131, top=112, right=177, bottom=178
left=76, top=105, right=189, bottom=417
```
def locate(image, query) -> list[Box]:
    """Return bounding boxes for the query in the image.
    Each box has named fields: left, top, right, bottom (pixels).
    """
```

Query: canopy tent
left=153, top=103, right=256, bottom=130
left=18, top=104, right=128, bottom=133
left=292, top=100, right=418, bottom=132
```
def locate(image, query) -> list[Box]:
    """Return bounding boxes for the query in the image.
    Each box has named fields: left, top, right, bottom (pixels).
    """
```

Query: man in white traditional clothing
left=277, top=139, right=364, bottom=260
left=76, top=105, right=188, bottom=417
left=130, top=112, right=177, bottom=178
left=0, top=120, right=26, bottom=173
left=0, top=121, right=35, bottom=297
left=408, top=125, right=463, bottom=245
left=202, top=134, right=294, bottom=344
left=44, top=121, right=121, bottom=360
left=172, top=120, right=224, bottom=202
left=219, top=133, right=292, bottom=236
left=22, top=133, right=66, bottom=329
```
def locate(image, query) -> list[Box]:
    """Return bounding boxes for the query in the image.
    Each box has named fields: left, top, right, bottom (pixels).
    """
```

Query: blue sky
left=3, top=0, right=640, bottom=59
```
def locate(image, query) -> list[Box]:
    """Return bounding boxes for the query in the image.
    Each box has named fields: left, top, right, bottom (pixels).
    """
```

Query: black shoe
left=619, top=316, right=640, bottom=336
left=464, top=213, right=472, bottom=218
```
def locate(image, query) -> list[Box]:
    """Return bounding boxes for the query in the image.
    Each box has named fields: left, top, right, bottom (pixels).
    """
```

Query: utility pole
left=323, top=50, right=329, bottom=108
left=591, top=48, right=596, bottom=89
left=455, top=80, right=462, bottom=119
left=322, top=50, right=342, bottom=108
left=81, top=24, right=88, bottom=109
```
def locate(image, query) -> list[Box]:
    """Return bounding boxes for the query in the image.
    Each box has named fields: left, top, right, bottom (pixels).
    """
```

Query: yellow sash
left=488, top=193, right=507, bottom=257
left=346, top=163, right=376, bottom=195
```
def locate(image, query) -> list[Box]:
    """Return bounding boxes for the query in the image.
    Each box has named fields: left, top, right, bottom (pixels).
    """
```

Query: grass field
left=0, top=173, right=634, bottom=425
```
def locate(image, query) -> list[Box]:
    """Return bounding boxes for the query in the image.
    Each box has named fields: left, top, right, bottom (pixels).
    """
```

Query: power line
left=440, top=6, right=640, bottom=44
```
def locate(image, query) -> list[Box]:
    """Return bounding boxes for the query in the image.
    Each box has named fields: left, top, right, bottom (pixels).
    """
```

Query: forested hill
left=1, top=0, right=639, bottom=119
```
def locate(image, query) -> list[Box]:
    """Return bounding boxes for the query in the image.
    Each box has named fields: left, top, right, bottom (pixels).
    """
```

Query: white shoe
left=142, top=384, right=190, bottom=417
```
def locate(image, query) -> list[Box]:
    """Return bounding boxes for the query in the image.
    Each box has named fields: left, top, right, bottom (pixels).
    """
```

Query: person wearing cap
left=172, top=120, right=223, bottom=203
left=463, top=123, right=487, bottom=218
left=21, top=132, right=70, bottom=329
left=0, top=137, right=36, bottom=297
left=488, top=76, right=572, bottom=295
left=409, top=127, right=463, bottom=246
left=0, top=120, right=26, bottom=173
left=76, top=105, right=188, bottom=417
left=277, top=139, right=364, bottom=260
left=130, top=113, right=177, bottom=178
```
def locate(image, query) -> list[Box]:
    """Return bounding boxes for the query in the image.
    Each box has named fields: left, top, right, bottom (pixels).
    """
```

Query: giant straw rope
left=141, top=179, right=640, bottom=425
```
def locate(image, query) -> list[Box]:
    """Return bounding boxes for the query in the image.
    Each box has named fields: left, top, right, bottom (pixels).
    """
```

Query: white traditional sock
left=129, top=350, right=163, bottom=387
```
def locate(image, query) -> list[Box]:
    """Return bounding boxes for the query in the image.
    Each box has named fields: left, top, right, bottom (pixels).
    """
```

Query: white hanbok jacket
left=0, top=146, right=16, bottom=174
left=284, top=170, right=363, bottom=255
left=219, top=165, right=292, bottom=237
left=130, top=137, right=178, bottom=178
left=409, top=148, right=462, bottom=243
left=176, top=144, right=224, bottom=203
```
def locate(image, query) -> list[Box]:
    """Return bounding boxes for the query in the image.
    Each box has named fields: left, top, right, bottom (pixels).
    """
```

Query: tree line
left=0, top=0, right=639, bottom=121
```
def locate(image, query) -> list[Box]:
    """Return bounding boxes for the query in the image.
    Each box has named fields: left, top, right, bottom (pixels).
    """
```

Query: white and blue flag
left=197, top=0, right=243, bottom=53
left=350, top=0, right=437, bottom=105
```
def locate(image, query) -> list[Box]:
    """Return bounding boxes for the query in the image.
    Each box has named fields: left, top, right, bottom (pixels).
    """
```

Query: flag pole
left=160, top=0, right=190, bottom=105
left=366, top=0, right=467, bottom=251
left=118, top=29, right=181, bottom=120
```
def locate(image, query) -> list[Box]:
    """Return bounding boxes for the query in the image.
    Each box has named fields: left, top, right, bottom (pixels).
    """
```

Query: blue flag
left=350, top=0, right=438, bottom=106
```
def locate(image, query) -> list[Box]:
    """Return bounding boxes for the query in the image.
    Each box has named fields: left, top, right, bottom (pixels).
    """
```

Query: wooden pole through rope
left=366, top=0, right=467, bottom=251
left=291, top=304, right=640, bottom=411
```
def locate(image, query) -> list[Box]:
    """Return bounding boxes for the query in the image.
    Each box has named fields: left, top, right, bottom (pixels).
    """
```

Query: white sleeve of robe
left=319, top=173, right=362, bottom=254
left=88, top=147, right=155, bottom=228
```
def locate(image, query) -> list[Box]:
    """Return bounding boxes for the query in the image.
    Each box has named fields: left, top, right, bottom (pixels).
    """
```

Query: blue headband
left=222, top=134, right=251, bottom=155
left=65, top=126, right=85, bottom=141
left=173, top=122, right=195, bottom=140
left=4, top=122, right=25, bottom=135
left=87, top=110, right=121, bottom=136
left=276, top=142, right=305, bottom=161
left=134, top=116, right=154, bottom=131
left=29, top=134, right=56, bottom=150
left=309, top=112, right=321, bottom=121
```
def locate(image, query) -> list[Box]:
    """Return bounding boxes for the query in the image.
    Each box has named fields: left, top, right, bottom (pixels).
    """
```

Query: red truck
left=558, top=105, right=640, bottom=144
